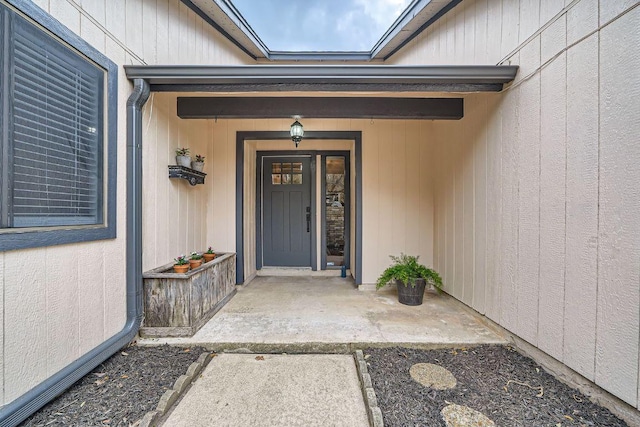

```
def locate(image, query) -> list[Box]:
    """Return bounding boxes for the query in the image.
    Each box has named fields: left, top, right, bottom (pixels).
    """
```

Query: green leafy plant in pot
left=173, top=255, right=189, bottom=273
left=175, top=147, right=191, bottom=168
left=376, top=253, right=443, bottom=306
left=191, top=154, right=205, bottom=172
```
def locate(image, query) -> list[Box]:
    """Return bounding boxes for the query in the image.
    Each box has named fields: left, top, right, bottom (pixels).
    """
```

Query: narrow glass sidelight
left=325, top=156, right=346, bottom=268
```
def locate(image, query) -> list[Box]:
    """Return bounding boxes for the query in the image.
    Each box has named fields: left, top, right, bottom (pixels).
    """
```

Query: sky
left=231, top=0, right=412, bottom=52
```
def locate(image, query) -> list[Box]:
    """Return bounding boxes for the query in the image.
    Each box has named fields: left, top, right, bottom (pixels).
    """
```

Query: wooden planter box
left=141, top=252, right=236, bottom=337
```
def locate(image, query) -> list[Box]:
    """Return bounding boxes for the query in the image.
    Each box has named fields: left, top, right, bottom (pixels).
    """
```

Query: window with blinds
left=0, top=5, right=105, bottom=229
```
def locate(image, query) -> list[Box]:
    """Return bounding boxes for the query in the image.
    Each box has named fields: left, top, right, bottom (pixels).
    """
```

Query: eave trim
left=124, top=65, right=518, bottom=92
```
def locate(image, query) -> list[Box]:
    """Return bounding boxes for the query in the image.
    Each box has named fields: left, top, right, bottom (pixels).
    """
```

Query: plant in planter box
left=175, top=147, right=191, bottom=168
left=203, top=246, right=216, bottom=262
left=191, top=154, right=205, bottom=172
left=376, top=253, right=442, bottom=306
left=173, top=255, right=189, bottom=273
left=189, top=251, right=203, bottom=270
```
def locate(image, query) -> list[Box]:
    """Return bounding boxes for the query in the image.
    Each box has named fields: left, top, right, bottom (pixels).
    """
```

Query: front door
left=262, top=156, right=312, bottom=267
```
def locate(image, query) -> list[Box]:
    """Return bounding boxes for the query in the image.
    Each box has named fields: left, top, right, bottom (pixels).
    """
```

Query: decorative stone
left=409, top=363, right=457, bottom=390
left=441, top=404, right=495, bottom=427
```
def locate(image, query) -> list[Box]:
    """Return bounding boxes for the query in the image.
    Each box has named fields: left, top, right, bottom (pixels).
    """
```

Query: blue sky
left=231, top=0, right=412, bottom=51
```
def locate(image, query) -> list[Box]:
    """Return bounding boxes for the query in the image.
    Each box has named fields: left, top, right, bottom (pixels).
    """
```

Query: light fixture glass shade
left=290, top=119, right=304, bottom=147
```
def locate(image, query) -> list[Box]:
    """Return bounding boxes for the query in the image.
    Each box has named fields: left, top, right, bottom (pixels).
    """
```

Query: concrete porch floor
left=139, top=276, right=506, bottom=351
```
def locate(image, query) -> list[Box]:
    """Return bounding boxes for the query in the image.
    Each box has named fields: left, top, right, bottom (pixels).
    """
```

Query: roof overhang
left=182, top=0, right=463, bottom=61
left=124, top=65, right=519, bottom=93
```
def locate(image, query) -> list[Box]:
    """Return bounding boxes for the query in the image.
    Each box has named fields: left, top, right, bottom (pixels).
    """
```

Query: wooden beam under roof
left=177, top=96, right=464, bottom=120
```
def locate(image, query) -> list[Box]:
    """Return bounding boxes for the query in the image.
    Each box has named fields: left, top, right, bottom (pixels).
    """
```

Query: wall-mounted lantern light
left=290, top=116, right=304, bottom=147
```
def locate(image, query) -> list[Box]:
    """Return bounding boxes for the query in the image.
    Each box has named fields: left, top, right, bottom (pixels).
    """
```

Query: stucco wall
left=2, top=0, right=250, bottom=407
left=423, top=0, right=640, bottom=409
left=204, top=118, right=436, bottom=285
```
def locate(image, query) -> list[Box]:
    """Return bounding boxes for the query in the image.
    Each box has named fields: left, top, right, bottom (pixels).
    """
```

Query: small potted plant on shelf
left=175, top=147, right=191, bottom=168
left=189, top=252, right=203, bottom=270
left=376, top=253, right=443, bottom=306
left=203, top=247, right=216, bottom=262
left=173, top=255, right=189, bottom=273
left=191, top=154, right=205, bottom=172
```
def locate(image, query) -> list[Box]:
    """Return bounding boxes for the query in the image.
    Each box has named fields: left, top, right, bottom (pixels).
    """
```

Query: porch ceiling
left=123, top=65, right=518, bottom=93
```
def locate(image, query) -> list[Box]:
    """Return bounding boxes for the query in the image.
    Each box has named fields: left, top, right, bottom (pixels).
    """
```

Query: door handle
left=306, top=207, right=311, bottom=232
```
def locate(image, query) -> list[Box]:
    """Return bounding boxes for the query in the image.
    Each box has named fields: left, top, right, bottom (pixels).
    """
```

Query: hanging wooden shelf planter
left=168, top=165, right=206, bottom=186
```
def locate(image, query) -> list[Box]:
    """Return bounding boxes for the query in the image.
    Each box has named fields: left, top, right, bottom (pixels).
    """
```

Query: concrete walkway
left=162, top=354, right=368, bottom=427
left=141, top=276, right=505, bottom=351
left=144, top=277, right=506, bottom=426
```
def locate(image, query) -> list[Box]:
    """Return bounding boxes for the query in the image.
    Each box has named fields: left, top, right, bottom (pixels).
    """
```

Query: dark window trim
left=0, top=0, right=118, bottom=252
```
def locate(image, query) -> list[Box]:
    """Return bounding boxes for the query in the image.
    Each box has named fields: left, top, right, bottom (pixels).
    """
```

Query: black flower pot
left=396, top=278, right=426, bottom=306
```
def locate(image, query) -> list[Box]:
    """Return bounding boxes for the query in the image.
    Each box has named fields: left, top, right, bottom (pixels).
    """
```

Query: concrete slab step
left=161, top=354, right=369, bottom=427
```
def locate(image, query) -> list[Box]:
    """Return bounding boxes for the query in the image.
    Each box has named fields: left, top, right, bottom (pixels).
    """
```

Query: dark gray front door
left=262, top=156, right=312, bottom=267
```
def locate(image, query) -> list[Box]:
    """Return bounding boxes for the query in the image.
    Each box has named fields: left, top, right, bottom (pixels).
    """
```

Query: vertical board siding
left=406, top=123, right=421, bottom=256
left=564, top=34, right=598, bottom=380
left=515, top=76, right=540, bottom=346
left=419, top=122, right=435, bottom=269
left=427, top=0, right=640, bottom=409
left=3, top=0, right=252, bottom=408
left=141, top=93, right=211, bottom=272
left=78, top=245, right=105, bottom=354
left=462, top=121, right=474, bottom=306
left=498, top=88, right=518, bottom=334
left=538, top=54, right=566, bottom=362
left=362, top=122, right=380, bottom=278
left=4, top=249, right=47, bottom=403
left=45, top=245, right=80, bottom=377
left=484, top=94, right=502, bottom=323
left=472, top=97, right=487, bottom=314
left=444, top=125, right=455, bottom=294
left=388, top=0, right=599, bottom=67
left=595, top=8, right=640, bottom=406
left=453, top=124, right=465, bottom=301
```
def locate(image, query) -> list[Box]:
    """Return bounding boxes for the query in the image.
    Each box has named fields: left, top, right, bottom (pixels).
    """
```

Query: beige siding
left=141, top=93, right=212, bottom=272
left=597, top=8, right=640, bottom=406
left=538, top=52, right=566, bottom=361
left=3, top=0, right=251, bottom=406
left=429, top=0, right=640, bottom=408
left=564, top=33, right=598, bottom=380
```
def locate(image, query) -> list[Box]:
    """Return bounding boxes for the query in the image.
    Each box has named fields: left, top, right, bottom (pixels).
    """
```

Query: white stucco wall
left=413, top=0, right=640, bottom=409
left=1, top=0, right=250, bottom=407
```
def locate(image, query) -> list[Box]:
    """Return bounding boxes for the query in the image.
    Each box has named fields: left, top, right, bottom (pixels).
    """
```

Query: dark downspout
left=0, top=79, right=150, bottom=427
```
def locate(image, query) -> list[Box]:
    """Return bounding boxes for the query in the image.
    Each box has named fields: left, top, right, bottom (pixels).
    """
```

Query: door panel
left=263, top=157, right=312, bottom=267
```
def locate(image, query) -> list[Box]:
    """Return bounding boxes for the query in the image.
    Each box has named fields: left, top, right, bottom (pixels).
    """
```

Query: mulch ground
left=365, top=345, right=628, bottom=427
left=20, top=344, right=207, bottom=427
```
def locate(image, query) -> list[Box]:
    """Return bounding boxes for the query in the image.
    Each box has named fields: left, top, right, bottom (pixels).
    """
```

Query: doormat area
left=365, top=345, right=628, bottom=427
left=19, top=344, right=207, bottom=427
